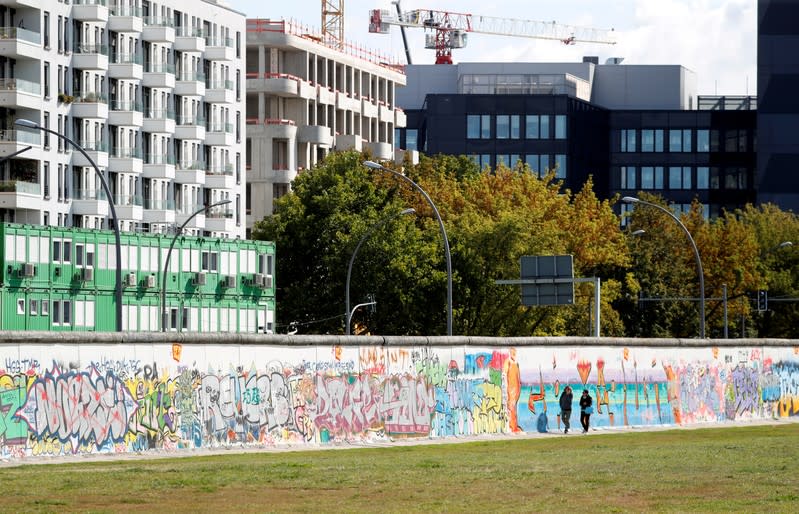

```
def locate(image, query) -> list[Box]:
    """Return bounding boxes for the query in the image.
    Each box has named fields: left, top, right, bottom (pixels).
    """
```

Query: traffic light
left=757, top=290, right=768, bottom=312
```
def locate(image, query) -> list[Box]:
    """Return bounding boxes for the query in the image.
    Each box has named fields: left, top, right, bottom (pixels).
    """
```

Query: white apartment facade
left=0, top=0, right=246, bottom=239
left=245, top=19, right=408, bottom=231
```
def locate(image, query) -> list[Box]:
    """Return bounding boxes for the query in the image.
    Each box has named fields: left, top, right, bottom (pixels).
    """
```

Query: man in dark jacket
left=559, top=386, right=573, bottom=433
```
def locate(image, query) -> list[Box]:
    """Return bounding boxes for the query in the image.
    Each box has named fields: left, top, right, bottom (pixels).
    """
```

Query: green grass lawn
left=3, top=423, right=798, bottom=513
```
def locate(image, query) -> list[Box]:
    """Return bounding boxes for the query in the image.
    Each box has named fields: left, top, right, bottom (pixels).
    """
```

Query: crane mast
left=369, top=7, right=616, bottom=64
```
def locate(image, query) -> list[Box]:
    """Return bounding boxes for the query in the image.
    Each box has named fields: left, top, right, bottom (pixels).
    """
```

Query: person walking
left=559, top=386, right=573, bottom=433
left=580, top=389, right=594, bottom=433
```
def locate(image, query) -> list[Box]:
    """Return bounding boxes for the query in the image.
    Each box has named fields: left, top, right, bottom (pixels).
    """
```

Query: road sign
left=520, top=255, right=574, bottom=306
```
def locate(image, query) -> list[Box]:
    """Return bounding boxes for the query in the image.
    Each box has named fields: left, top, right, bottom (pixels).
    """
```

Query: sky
left=228, top=0, right=757, bottom=96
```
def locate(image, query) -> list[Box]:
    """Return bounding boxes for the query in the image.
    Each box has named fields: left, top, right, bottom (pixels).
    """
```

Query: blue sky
left=227, top=0, right=756, bottom=96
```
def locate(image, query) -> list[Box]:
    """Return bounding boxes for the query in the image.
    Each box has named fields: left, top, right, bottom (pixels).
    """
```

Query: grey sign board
left=520, top=255, right=574, bottom=306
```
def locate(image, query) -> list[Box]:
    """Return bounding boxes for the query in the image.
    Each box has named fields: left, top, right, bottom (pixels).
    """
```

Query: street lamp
left=161, top=199, right=232, bottom=331
left=16, top=118, right=124, bottom=332
left=345, top=207, right=415, bottom=335
left=363, top=160, right=453, bottom=336
left=622, top=196, right=705, bottom=338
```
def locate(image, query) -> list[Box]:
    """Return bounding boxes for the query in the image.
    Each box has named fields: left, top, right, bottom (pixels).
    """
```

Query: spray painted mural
left=0, top=342, right=798, bottom=461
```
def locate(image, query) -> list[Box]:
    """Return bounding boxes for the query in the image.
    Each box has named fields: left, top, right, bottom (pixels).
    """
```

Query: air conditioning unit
left=193, top=271, right=207, bottom=286
left=145, top=274, right=156, bottom=288
left=125, top=272, right=137, bottom=287
left=82, top=267, right=94, bottom=281
left=224, top=275, right=236, bottom=288
left=264, top=275, right=273, bottom=289
left=253, top=273, right=265, bottom=288
left=22, top=263, right=35, bottom=278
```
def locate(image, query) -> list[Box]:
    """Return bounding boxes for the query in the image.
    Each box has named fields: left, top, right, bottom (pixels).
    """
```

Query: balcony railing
left=145, top=154, right=176, bottom=165
left=177, top=160, right=206, bottom=171
left=176, top=203, right=205, bottom=215
left=78, top=140, right=109, bottom=152
left=176, top=115, right=206, bottom=126
left=111, top=52, right=143, bottom=64
left=75, top=91, right=108, bottom=103
left=206, top=79, right=233, bottom=90
left=73, top=43, right=109, bottom=55
left=0, top=77, right=41, bottom=94
left=114, top=194, right=143, bottom=206
left=145, top=109, right=175, bottom=120
left=177, top=71, right=206, bottom=82
left=0, top=27, right=41, bottom=44
left=144, top=197, right=175, bottom=210
left=109, top=5, right=143, bottom=16
left=206, top=164, right=234, bottom=175
left=74, top=188, right=108, bottom=201
left=143, top=16, right=174, bottom=27
left=205, top=206, right=234, bottom=219
left=74, top=0, right=108, bottom=5
left=0, top=129, right=41, bottom=145
left=112, top=147, right=143, bottom=159
left=110, top=99, right=143, bottom=111
left=146, top=62, right=175, bottom=74
left=205, top=36, right=232, bottom=47
left=0, top=180, right=40, bottom=194
left=176, top=26, right=205, bottom=38
left=207, top=123, right=233, bottom=133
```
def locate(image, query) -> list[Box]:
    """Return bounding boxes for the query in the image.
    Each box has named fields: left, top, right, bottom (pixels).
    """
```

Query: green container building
left=0, top=223, right=276, bottom=332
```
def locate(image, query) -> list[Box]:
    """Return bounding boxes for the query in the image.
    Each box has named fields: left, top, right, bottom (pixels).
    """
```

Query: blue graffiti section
left=0, top=347, right=797, bottom=461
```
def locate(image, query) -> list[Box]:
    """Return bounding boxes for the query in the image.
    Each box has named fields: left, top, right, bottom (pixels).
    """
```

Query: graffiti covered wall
left=1, top=340, right=798, bottom=461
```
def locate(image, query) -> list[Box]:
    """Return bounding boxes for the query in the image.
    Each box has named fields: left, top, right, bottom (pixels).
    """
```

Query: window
left=17, top=299, right=25, bottom=315
left=554, top=115, right=567, bottom=139
left=201, top=251, right=219, bottom=272
left=76, top=243, right=84, bottom=266
left=469, top=154, right=491, bottom=170
left=697, top=167, right=709, bottom=189
left=43, top=112, right=50, bottom=148
left=496, top=115, right=520, bottom=139
left=669, top=129, right=693, bottom=152
left=53, top=240, right=61, bottom=262
left=406, top=129, right=418, bottom=151
left=620, top=129, right=636, bottom=152
left=42, top=300, right=49, bottom=316
left=467, top=114, right=491, bottom=139
left=668, top=166, right=692, bottom=190
left=620, top=166, right=636, bottom=189
left=641, top=129, right=664, bottom=152
left=525, top=115, right=551, bottom=139
left=697, top=130, right=709, bottom=152
left=63, top=240, right=72, bottom=263
left=725, top=129, right=748, bottom=152
left=641, top=167, right=664, bottom=190
left=554, top=155, right=567, bottom=179
left=496, top=154, right=520, bottom=168
left=43, top=12, right=51, bottom=48
left=30, top=300, right=38, bottom=316
left=44, top=62, right=50, bottom=98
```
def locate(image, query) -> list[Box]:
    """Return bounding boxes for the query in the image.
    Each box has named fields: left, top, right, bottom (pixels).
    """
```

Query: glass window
left=496, top=115, right=510, bottom=139
left=510, top=115, right=520, bottom=139
left=641, top=130, right=654, bottom=152
left=42, top=300, right=49, bottom=316
left=669, top=166, right=683, bottom=189
left=621, top=166, right=636, bottom=189
left=669, top=129, right=683, bottom=152
left=525, top=115, right=540, bottom=139
left=621, top=129, right=637, bottom=152
left=554, top=155, right=567, bottom=179
left=53, top=300, right=61, bottom=324
left=697, top=130, right=709, bottom=152
left=496, top=154, right=509, bottom=167
left=17, top=299, right=25, bottom=315
left=683, top=129, right=692, bottom=152
left=682, top=166, right=692, bottom=189
left=641, top=166, right=654, bottom=189
left=540, top=115, right=550, bottom=139
left=63, top=240, right=71, bottom=263
left=480, top=115, right=491, bottom=139
left=30, top=299, right=38, bottom=316
left=63, top=300, right=71, bottom=325
left=655, top=130, right=664, bottom=152
left=554, top=115, right=567, bottom=139
left=710, top=167, right=721, bottom=189
left=697, top=167, right=709, bottom=189
left=53, top=240, right=61, bottom=262
left=540, top=155, right=550, bottom=174
left=75, top=244, right=84, bottom=266
left=525, top=155, right=539, bottom=175
left=467, top=115, right=480, bottom=139
left=509, top=154, right=521, bottom=168
left=406, top=129, right=418, bottom=151
left=725, top=130, right=738, bottom=152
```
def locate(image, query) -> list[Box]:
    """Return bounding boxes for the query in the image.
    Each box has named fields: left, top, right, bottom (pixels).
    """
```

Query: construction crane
left=322, top=0, right=344, bottom=51
left=369, top=5, right=616, bottom=64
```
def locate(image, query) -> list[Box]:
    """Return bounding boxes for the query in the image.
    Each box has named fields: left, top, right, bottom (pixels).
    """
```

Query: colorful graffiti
left=0, top=343, right=798, bottom=461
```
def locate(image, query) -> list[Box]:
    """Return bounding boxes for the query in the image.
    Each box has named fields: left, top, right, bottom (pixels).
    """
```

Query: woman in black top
left=579, top=389, right=593, bottom=433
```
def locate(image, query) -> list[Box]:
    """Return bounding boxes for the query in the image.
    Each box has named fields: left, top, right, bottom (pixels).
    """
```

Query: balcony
left=108, top=5, right=143, bottom=33
left=335, top=134, right=362, bottom=152
left=364, top=141, right=393, bottom=160
left=205, top=164, right=235, bottom=189
left=261, top=118, right=297, bottom=139
left=142, top=109, right=175, bottom=133
left=298, top=124, right=333, bottom=146
left=205, top=123, right=235, bottom=146
left=142, top=154, right=176, bottom=179
left=175, top=206, right=205, bottom=229
left=336, top=91, right=360, bottom=111
left=0, top=179, right=41, bottom=210
left=142, top=16, right=175, bottom=43
left=72, top=188, right=110, bottom=216
left=72, top=44, right=109, bottom=70
left=108, top=100, right=143, bottom=126
left=72, top=0, right=109, bottom=23
left=109, top=147, right=143, bottom=174
left=175, top=116, right=205, bottom=140
left=205, top=79, right=235, bottom=103
left=205, top=206, right=237, bottom=233
left=245, top=72, right=299, bottom=97
left=0, top=0, right=40, bottom=8
left=175, top=162, right=206, bottom=184
left=72, top=92, right=109, bottom=119
left=0, top=128, right=41, bottom=156
left=143, top=62, right=175, bottom=88
left=73, top=140, right=109, bottom=168
left=204, top=36, right=234, bottom=61
left=0, top=77, right=41, bottom=110
left=0, top=27, right=41, bottom=60
left=395, top=109, right=407, bottom=128
left=143, top=197, right=175, bottom=224
left=175, top=71, right=206, bottom=96
left=109, top=53, right=143, bottom=80
left=379, top=102, right=394, bottom=123
left=317, top=85, right=335, bottom=105
left=361, top=97, right=378, bottom=118
left=175, top=26, right=205, bottom=52
left=114, top=194, right=143, bottom=221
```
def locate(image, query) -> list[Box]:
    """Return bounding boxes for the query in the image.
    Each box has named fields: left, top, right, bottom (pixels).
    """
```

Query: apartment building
left=0, top=0, right=245, bottom=239
left=244, top=18, right=407, bottom=231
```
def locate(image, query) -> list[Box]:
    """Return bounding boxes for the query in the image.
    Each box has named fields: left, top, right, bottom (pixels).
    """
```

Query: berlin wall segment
left=0, top=333, right=797, bottom=461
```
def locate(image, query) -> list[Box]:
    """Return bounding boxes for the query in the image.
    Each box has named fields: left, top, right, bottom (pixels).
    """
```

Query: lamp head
left=631, top=229, right=645, bottom=236
left=621, top=196, right=639, bottom=204
left=14, top=118, right=39, bottom=129
left=400, top=208, right=416, bottom=216
left=779, top=241, right=793, bottom=249
left=363, top=160, right=382, bottom=170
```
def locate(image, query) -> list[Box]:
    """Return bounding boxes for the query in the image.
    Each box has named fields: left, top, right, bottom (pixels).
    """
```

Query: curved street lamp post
left=16, top=119, right=124, bottom=332
left=161, top=199, right=232, bottom=332
left=623, top=196, right=705, bottom=338
left=346, top=208, right=415, bottom=335
left=363, top=160, right=453, bottom=336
